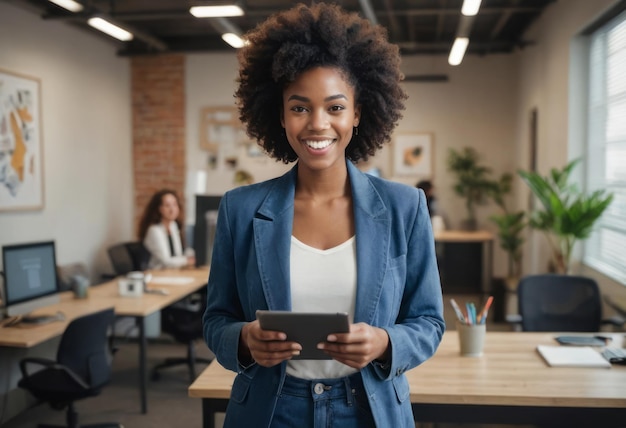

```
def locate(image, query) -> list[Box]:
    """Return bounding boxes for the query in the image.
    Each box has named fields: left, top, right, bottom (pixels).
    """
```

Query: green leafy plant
left=447, top=147, right=494, bottom=230
left=518, top=159, right=613, bottom=274
left=488, top=173, right=526, bottom=279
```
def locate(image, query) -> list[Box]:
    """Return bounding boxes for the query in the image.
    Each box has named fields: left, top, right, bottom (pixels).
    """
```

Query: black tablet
left=554, top=335, right=608, bottom=347
left=256, top=310, right=350, bottom=360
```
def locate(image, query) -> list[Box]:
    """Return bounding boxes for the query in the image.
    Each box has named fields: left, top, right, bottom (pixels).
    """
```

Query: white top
left=287, top=235, right=359, bottom=380
left=143, top=222, right=187, bottom=269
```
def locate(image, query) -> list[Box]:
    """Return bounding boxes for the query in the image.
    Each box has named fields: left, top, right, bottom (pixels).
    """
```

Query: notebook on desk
left=537, top=345, right=611, bottom=368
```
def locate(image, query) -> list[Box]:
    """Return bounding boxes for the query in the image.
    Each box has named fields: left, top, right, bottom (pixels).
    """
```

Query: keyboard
left=602, top=348, right=626, bottom=364
left=21, top=311, right=65, bottom=325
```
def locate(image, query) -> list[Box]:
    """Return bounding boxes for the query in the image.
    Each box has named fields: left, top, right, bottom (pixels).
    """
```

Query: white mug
left=118, top=277, right=144, bottom=297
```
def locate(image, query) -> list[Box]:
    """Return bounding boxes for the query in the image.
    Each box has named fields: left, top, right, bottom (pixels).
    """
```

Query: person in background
left=138, top=189, right=195, bottom=269
left=416, top=180, right=438, bottom=217
left=203, top=4, right=444, bottom=427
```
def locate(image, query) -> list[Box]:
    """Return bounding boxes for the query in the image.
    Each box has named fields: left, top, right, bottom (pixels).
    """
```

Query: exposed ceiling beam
left=41, top=7, right=547, bottom=22
left=435, top=0, right=448, bottom=42
left=41, top=10, right=168, bottom=51
left=382, top=0, right=401, bottom=38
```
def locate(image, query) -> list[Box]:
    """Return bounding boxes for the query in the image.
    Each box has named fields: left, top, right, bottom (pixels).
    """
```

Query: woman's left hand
left=317, top=323, right=390, bottom=369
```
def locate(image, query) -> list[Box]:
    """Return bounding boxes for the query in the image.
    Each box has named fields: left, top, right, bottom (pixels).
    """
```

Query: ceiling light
left=88, top=17, right=134, bottom=41
left=461, top=0, right=482, bottom=16
left=221, top=33, right=245, bottom=48
left=448, top=37, right=469, bottom=66
left=47, top=0, right=83, bottom=12
left=190, top=5, right=244, bottom=18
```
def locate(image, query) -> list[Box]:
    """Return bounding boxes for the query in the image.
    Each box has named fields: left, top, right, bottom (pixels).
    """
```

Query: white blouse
left=143, top=221, right=187, bottom=269
left=286, top=235, right=358, bottom=380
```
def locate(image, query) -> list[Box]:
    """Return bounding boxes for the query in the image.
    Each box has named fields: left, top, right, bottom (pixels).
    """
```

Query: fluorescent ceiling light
left=221, top=33, right=245, bottom=48
left=461, top=0, right=482, bottom=16
left=190, top=5, right=244, bottom=18
left=47, top=0, right=83, bottom=12
left=448, top=37, right=469, bottom=66
left=88, top=17, right=134, bottom=41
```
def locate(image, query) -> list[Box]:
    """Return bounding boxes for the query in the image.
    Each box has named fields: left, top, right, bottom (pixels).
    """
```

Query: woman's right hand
left=240, top=320, right=302, bottom=367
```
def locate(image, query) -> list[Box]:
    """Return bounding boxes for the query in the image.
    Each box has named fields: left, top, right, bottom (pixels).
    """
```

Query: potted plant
left=518, top=159, right=613, bottom=274
left=488, top=173, right=526, bottom=281
left=447, top=147, right=494, bottom=230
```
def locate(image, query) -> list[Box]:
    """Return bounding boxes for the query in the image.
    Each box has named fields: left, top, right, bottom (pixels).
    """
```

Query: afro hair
left=235, top=2, right=407, bottom=163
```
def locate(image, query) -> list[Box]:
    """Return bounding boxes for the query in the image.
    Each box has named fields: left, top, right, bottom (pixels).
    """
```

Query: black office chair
left=18, top=308, right=122, bottom=428
left=151, top=288, right=212, bottom=383
left=107, top=241, right=149, bottom=276
left=516, top=274, right=624, bottom=332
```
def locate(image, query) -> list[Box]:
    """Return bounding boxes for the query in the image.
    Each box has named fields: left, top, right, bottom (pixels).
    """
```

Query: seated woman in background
left=138, top=189, right=195, bottom=269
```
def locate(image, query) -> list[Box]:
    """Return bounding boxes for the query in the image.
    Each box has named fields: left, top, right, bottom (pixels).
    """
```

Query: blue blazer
left=203, top=160, right=445, bottom=427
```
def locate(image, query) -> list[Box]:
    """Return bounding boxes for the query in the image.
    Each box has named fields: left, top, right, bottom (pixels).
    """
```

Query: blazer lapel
left=252, top=161, right=390, bottom=319
left=347, top=162, right=390, bottom=324
left=253, top=166, right=297, bottom=311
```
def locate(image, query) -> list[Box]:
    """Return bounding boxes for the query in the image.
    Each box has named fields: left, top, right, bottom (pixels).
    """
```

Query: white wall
left=0, top=3, right=133, bottom=281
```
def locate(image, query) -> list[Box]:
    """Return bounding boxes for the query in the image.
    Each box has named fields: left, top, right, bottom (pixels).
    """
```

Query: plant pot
left=504, top=276, right=520, bottom=318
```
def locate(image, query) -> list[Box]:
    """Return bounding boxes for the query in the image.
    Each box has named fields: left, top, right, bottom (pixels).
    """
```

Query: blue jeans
left=270, top=372, right=376, bottom=428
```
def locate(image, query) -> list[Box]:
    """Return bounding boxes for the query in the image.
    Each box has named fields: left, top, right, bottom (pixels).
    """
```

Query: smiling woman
left=202, top=3, right=445, bottom=428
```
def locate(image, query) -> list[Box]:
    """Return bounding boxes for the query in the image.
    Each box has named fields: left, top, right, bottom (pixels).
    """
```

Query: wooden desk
left=0, top=296, right=114, bottom=347
left=89, top=267, right=209, bottom=413
left=0, top=267, right=209, bottom=415
left=189, top=331, right=626, bottom=428
left=434, top=230, right=494, bottom=294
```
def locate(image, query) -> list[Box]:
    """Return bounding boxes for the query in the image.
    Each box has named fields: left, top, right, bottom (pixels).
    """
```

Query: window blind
left=584, top=11, right=626, bottom=285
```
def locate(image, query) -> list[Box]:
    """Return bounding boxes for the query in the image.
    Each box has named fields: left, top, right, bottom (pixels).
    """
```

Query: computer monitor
left=2, top=241, right=60, bottom=317
left=193, top=195, right=222, bottom=267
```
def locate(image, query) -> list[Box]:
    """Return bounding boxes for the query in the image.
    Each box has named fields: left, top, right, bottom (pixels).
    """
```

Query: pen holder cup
left=457, top=322, right=486, bottom=357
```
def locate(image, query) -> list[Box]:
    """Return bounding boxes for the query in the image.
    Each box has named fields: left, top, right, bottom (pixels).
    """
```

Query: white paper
left=149, top=277, right=194, bottom=286
left=537, top=345, right=611, bottom=368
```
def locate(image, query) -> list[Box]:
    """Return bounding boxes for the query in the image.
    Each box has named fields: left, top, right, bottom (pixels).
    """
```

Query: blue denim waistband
left=280, top=372, right=364, bottom=404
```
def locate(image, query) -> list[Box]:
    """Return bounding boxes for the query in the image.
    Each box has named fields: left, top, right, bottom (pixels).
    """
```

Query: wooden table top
left=434, top=230, right=494, bottom=242
left=88, top=267, right=209, bottom=317
left=408, top=331, right=626, bottom=407
left=0, top=267, right=209, bottom=348
left=0, top=296, right=115, bottom=348
left=189, top=331, right=626, bottom=408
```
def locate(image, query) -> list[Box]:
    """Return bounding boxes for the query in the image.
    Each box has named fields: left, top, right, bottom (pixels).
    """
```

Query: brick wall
left=131, top=54, right=186, bottom=237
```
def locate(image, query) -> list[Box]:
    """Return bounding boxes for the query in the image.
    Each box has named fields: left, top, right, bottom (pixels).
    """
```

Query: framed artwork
left=0, top=69, right=44, bottom=211
left=392, top=133, right=433, bottom=176
left=199, top=106, right=258, bottom=170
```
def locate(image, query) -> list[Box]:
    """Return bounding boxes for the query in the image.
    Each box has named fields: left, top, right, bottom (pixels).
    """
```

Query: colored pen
left=477, top=296, right=494, bottom=324
left=449, top=298, right=466, bottom=324
left=466, top=302, right=475, bottom=325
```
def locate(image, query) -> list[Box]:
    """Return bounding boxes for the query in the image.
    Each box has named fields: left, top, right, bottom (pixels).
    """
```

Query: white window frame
left=583, top=9, right=626, bottom=286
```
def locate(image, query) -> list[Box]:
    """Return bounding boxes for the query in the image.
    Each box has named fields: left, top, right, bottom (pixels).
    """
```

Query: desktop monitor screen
left=2, top=241, right=60, bottom=317
left=193, top=195, right=222, bottom=267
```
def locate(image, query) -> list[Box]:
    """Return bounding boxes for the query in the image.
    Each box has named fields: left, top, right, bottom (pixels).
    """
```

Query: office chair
left=517, top=274, right=624, bottom=332
left=151, top=288, right=212, bottom=383
left=107, top=241, right=149, bottom=276
left=18, top=308, right=122, bottom=428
